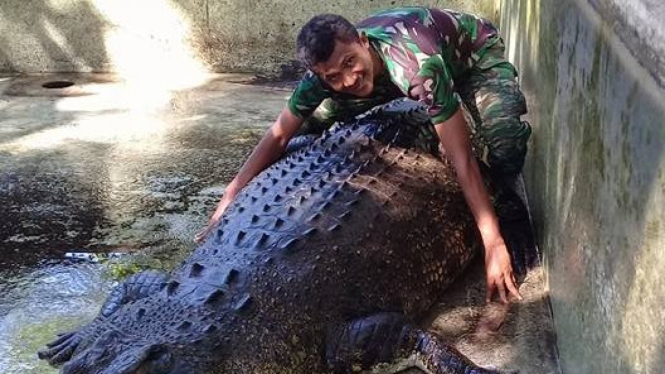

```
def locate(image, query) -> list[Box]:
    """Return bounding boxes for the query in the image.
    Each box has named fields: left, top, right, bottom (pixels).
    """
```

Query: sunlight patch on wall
left=42, top=17, right=92, bottom=71
left=91, top=0, right=208, bottom=108
left=4, top=0, right=212, bottom=152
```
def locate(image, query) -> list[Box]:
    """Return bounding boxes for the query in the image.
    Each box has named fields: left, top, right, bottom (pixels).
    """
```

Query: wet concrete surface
left=0, top=73, right=560, bottom=373
left=0, top=73, right=290, bottom=270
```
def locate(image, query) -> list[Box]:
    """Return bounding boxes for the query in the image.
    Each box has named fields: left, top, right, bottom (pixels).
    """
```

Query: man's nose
left=342, top=73, right=357, bottom=89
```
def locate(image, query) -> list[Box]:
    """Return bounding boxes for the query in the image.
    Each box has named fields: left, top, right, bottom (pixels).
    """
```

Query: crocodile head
left=60, top=332, right=193, bottom=374
left=59, top=327, right=214, bottom=374
left=59, top=295, right=226, bottom=374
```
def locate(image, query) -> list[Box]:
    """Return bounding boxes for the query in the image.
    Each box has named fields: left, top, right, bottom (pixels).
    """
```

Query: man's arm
left=433, top=108, right=522, bottom=303
left=194, top=107, right=304, bottom=243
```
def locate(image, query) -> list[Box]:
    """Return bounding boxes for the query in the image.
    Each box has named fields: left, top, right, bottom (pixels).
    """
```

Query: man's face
left=312, top=34, right=376, bottom=97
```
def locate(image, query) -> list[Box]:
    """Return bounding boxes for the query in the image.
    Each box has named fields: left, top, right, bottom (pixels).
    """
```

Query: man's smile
left=349, top=75, right=363, bottom=92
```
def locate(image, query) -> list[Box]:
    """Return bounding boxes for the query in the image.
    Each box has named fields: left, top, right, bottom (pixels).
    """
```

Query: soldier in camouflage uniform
left=292, top=7, right=530, bottom=174
left=197, top=6, right=528, bottom=304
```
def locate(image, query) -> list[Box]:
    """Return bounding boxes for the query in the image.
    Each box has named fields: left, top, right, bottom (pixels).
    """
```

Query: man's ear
left=359, top=32, right=369, bottom=46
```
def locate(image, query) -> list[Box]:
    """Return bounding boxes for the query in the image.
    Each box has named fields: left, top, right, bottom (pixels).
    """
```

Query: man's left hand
left=484, top=242, right=522, bottom=303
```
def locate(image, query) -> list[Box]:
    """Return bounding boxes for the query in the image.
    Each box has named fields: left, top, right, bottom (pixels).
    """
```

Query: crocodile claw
left=38, top=330, right=82, bottom=365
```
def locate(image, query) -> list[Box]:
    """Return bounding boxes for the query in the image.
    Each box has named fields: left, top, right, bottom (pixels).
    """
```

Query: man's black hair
left=296, top=14, right=359, bottom=69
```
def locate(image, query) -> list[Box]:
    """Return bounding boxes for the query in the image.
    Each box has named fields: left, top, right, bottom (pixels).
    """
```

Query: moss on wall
left=500, top=0, right=665, bottom=372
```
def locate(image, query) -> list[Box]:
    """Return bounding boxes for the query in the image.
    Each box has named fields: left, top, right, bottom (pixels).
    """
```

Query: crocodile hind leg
left=38, top=270, right=168, bottom=365
left=325, top=312, right=500, bottom=374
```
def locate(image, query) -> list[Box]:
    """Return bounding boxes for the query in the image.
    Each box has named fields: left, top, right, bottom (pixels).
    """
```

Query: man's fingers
left=498, top=282, right=508, bottom=304
left=485, top=281, right=495, bottom=303
left=506, top=274, right=523, bottom=301
left=194, top=216, right=225, bottom=244
left=194, top=226, right=212, bottom=244
left=193, top=231, right=205, bottom=244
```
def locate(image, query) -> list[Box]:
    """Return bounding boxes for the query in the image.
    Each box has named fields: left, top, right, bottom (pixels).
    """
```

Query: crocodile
left=38, top=99, right=529, bottom=374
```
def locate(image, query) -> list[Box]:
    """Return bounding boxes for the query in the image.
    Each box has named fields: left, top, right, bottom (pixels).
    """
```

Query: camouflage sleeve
left=287, top=71, right=329, bottom=119
left=408, top=55, right=460, bottom=124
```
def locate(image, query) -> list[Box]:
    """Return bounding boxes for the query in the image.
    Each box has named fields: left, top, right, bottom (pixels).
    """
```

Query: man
left=196, top=6, right=531, bottom=304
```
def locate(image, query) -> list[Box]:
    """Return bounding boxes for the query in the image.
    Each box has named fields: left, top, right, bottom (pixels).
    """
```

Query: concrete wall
left=0, top=0, right=497, bottom=75
left=499, top=0, right=665, bottom=373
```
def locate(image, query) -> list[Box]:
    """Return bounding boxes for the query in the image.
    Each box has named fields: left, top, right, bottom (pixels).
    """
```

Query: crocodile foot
left=38, top=330, right=82, bottom=365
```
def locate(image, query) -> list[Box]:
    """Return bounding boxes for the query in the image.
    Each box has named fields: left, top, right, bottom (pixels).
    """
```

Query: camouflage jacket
left=287, top=6, right=500, bottom=124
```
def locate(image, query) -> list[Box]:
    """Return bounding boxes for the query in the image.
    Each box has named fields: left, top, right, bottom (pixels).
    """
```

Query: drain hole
left=42, top=81, right=75, bottom=89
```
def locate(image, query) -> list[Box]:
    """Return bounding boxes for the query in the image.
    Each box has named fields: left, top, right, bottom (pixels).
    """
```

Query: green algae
left=3, top=317, right=86, bottom=374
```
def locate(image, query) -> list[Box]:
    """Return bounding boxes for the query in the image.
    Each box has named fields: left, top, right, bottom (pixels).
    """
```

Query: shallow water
left=0, top=74, right=287, bottom=373
left=0, top=262, right=115, bottom=374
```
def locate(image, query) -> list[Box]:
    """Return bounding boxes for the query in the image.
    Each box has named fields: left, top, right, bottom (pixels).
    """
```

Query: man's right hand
left=193, top=193, right=235, bottom=244
left=194, top=107, right=304, bottom=244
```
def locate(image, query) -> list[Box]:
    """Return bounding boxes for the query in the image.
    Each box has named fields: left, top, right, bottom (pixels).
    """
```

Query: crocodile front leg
left=38, top=270, right=168, bottom=365
left=326, top=312, right=500, bottom=374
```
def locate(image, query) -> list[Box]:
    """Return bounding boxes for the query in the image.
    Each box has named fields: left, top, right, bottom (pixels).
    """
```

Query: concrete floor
left=0, top=73, right=560, bottom=373
left=0, top=73, right=282, bottom=269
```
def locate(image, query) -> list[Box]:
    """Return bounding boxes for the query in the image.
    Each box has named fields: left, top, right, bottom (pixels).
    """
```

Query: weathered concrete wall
left=499, top=0, right=665, bottom=373
left=0, top=0, right=497, bottom=75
